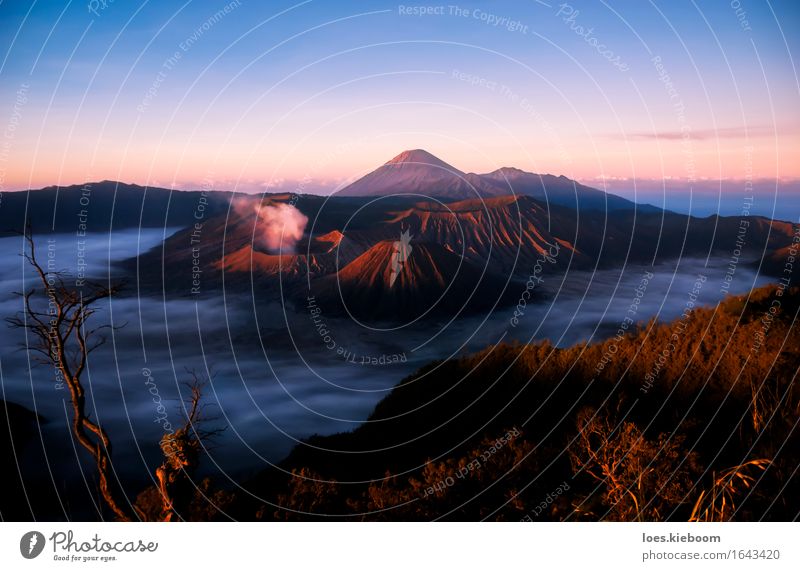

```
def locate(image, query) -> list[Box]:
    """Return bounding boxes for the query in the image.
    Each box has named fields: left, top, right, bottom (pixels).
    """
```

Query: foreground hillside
left=229, top=284, right=799, bottom=521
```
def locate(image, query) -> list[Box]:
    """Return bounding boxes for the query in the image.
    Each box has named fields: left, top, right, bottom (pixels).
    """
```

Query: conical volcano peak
left=385, top=149, right=460, bottom=172
left=337, top=148, right=492, bottom=198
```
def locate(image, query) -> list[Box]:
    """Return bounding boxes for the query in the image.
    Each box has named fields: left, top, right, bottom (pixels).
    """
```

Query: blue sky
left=0, top=0, right=798, bottom=216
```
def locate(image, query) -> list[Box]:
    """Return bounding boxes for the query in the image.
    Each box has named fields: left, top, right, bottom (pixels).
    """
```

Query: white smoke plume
left=235, top=200, right=308, bottom=253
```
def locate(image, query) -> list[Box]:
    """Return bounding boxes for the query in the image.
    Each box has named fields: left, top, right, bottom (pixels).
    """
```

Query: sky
left=0, top=0, right=798, bottom=215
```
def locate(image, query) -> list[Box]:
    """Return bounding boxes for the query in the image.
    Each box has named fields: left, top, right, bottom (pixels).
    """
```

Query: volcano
left=336, top=149, right=655, bottom=212
left=308, top=239, right=511, bottom=322
left=117, top=149, right=799, bottom=316
left=480, top=167, right=653, bottom=212
left=379, top=195, right=581, bottom=275
left=336, top=149, right=505, bottom=199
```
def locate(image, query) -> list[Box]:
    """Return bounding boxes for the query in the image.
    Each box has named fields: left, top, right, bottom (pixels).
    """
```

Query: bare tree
left=154, top=370, right=223, bottom=521
left=7, top=230, right=135, bottom=520
left=8, top=230, right=221, bottom=521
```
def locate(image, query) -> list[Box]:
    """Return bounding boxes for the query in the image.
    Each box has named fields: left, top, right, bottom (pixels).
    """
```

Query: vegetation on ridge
left=237, top=284, right=799, bottom=521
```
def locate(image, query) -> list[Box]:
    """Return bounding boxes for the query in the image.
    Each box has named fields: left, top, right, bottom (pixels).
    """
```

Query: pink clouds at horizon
left=2, top=108, right=798, bottom=194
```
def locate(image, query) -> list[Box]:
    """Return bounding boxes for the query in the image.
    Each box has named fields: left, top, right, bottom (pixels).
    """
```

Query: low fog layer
left=0, top=229, right=770, bottom=517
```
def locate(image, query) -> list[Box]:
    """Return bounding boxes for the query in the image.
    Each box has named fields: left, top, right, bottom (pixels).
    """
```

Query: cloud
left=606, top=125, right=782, bottom=141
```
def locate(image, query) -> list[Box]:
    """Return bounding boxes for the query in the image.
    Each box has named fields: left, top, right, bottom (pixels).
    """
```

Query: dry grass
left=689, top=459, right=771, bottom=522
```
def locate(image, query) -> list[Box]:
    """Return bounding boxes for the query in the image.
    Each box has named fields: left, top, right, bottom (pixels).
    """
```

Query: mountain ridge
left=337, top=149, right=658, bottom=212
